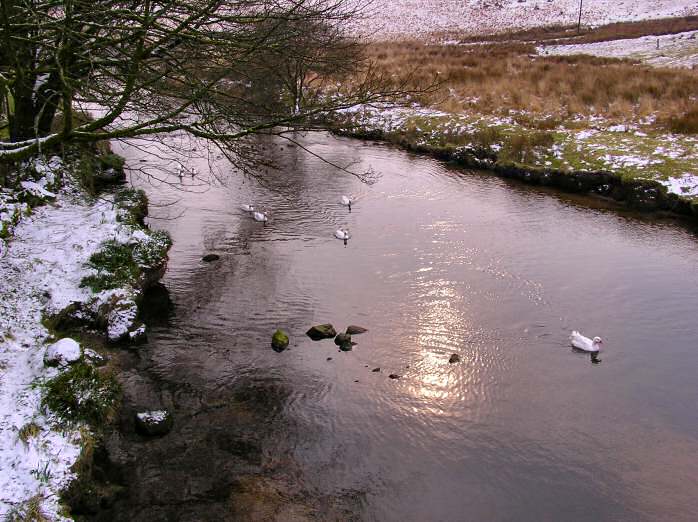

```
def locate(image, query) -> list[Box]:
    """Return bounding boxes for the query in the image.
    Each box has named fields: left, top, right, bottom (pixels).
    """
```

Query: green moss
left=41, top=362, right=120, bottom=427
left=80, top=240, right=139, bottom=292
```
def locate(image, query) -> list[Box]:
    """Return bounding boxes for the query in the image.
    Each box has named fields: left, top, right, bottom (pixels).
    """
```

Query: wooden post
left=578, top=0, right=583, bottom=34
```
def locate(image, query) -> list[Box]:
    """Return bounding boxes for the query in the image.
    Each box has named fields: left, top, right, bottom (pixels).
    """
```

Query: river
left=102, top=132, right=698, bottom=521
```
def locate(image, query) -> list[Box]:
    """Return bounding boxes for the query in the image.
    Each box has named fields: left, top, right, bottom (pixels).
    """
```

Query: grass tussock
left=365, top=40, right=698, bottom=125
left=18, top=422, right=42, bottom=445
left=41, top=362, right=120, bottom=427
left=4, top=494, right=50, bottom=522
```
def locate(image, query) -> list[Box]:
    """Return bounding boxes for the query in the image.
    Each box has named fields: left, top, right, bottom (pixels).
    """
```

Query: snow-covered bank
left=0, top=155, right=169, bottom=519
left=357, top=0, right=698, bottom=39
left=540, top=30, right=698, bottom=68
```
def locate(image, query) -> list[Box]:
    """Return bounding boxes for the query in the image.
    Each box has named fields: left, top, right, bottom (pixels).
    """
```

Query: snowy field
left=540, top=30, right=698, bottom=68
left=358, top=0, right=698, bottom=39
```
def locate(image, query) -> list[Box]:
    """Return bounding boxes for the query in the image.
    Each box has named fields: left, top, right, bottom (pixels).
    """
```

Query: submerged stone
left=306, top=324, right=337, bottom=340
left=388, top=374, right=400, bottom=380
left=202, top=253, right=220, bottom=262
left=448, top=354, right=461, bottom=364
left=346, top=325, right=368, bottom=335
left=271, top=329, right=289, bottom=352
left=135, top=410, right=173, bottom=437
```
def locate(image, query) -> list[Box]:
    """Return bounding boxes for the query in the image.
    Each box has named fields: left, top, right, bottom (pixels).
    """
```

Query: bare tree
left=0, top=0, right=415, bottom=165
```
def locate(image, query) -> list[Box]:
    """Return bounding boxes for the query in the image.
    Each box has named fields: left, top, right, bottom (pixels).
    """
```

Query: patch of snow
left=355, top=1, right=698, bottom=40
left=659, top=174, right=698, bottom=197
left=136, top=410, right=168, bottom=423
left=44, top=338, right=81, bottom=366
left=540, top=30, right=698, bottom=69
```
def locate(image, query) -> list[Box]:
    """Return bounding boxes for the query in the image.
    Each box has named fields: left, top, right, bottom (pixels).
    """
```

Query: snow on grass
left=539, top=30, right=698, bottom=68
left=357, top=0, right=698, bottom=39
left=334, top=104, right=698, bottom=199
left=0, top=170, right=133, bottom=519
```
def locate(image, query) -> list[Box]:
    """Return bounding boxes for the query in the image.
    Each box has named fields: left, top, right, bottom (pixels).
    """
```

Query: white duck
left=570, top=331, right=603, bottom=352
left=340, top=195, right=352, bottom=210
left=241, top=204, right=255, bottom=212
left=253, top=210, right=268, bottom=223
left=334, top=227, right=350, bottom=240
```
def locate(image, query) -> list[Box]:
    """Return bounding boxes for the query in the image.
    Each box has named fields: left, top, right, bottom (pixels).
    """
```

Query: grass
left=80, top=240, right=140, bottom=292
left=363, top=41, right=698, bottom=124
left=18, top=422, right=42, bottom=445
left=114, top=187, right=148, bottom=226
left=3, top=495, right=49, bottom=522
left=441, top=16, right=698, bottom=46
left=41, top=362, right=120, bottom=427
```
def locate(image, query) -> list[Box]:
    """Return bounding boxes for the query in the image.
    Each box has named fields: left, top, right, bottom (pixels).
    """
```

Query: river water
left=105, top=133, right=698, bottom=521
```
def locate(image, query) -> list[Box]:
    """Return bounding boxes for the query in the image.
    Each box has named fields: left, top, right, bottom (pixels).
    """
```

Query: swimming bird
left=335, top=227, right=350, bottom=245
left=570, top=331, right=603, bottom=352
left=340, top=195, right=352, bottom=211
left=241, top=204, right=255, bottom=212
left=253, top=210, right=268, bottom=224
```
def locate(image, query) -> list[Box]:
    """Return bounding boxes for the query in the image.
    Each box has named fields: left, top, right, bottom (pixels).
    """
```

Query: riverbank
left=0, top=150, right=170, bottom=519
left=330, top=104, right=698, bottom=220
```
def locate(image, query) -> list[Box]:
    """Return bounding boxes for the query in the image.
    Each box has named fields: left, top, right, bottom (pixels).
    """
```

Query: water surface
left=106, top=133, right=698, bottom=521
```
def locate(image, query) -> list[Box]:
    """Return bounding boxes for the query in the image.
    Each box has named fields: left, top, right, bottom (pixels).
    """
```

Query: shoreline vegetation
left=329, top=31, right=698, bottom=220
left=0, top=145, right=170, bottom=519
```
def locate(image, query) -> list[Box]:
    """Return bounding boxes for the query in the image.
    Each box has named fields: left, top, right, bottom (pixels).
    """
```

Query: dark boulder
left=448, top=354, right=461, bottom=364
left=306, top=324, right=337, bottom=340
left=388, top=374, right=400, bottom=379
left=201, top=254, right=220, bottom=262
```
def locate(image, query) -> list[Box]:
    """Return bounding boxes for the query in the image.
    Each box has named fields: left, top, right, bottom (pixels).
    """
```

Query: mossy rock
left=271, top=329, right=289, bottom=352
left=334, top=332, right=351, bottom=346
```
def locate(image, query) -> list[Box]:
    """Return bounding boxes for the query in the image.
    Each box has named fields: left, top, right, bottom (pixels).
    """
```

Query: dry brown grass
left=365, top=40, right=698, bottom=124
left=439, top=16, right=698, bottom=46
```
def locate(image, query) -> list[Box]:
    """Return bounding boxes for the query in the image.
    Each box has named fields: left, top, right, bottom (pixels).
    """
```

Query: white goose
left=340, top=195, right=352, bottom=208
left=241, top=204, right=255, bottom=212
left=253, top=210, right=268, bottom=223
left=570, top=331, right=603, bottom=352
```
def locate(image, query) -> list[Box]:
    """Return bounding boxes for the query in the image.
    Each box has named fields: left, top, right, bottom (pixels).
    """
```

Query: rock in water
left=201, top=254, right=220, bottom=262
left=372, top=367, right=380, bottom=372
left=334, top=332, right=351, bottom=346
left=306, top=324, right=337, bottom=340
left=388, top=374, right=400, bottom=379
left=448, top=354, right=461, bottom=364
left=135, top=410, right=173, bottom=436
left=338, top=341, right=354, bottom=352
left=44, top=338, right=82, bottom=366
left=346, top=325, right=368, bottom=335
left=271, top=329, right=289, bottom=352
